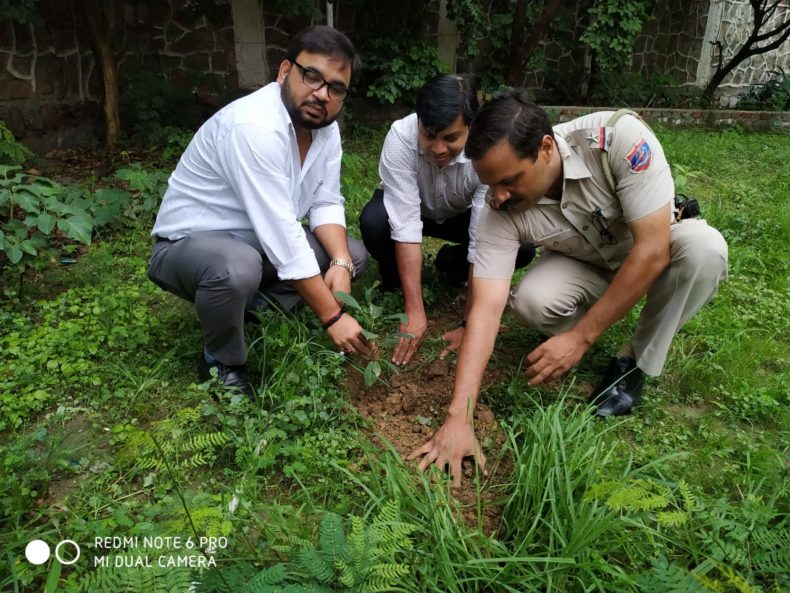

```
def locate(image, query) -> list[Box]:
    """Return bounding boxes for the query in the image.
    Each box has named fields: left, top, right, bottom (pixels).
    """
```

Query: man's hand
left=408, top=415, right=487, bottom=488
left=326, top=313, right=372, bottom=356
left=439, top=326, right=465, bottom=359
left=525, top=330, right=591, bottom=385
left=324, top=264, right=351, bottom=297
left=392, top=308, right=427, bottom=366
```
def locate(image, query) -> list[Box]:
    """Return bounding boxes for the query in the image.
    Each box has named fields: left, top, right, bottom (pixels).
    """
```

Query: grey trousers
left=509, top=219, right=728, bottom=376
left=147, top=228, right=368, bottom=366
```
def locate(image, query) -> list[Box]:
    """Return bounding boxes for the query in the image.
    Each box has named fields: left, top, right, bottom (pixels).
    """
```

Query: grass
left=0, top=124, right=788, bottom=592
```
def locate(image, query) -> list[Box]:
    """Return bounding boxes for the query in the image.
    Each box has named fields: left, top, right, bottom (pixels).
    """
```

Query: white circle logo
left=55, top=540, right=81, bottom=565
left=25, top=540, right=50, bottom=565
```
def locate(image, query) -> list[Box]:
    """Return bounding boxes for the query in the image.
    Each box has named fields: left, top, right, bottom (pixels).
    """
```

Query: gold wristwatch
left=329, top=258, right=356, bottom=278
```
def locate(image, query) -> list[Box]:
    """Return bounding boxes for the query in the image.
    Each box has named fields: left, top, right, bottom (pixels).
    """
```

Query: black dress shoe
left=196, top=355, right=255, bottom=401
left=591, top=356, right=645, bottom=417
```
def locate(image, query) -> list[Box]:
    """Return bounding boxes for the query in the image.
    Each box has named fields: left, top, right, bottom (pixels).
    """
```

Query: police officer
left=409, top=91, right=728, bottom=486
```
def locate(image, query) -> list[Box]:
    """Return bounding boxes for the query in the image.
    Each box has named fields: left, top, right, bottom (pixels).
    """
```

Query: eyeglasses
left=291, top=60, right=348, bottom=103
left=591, top=207, right=618, bottom=245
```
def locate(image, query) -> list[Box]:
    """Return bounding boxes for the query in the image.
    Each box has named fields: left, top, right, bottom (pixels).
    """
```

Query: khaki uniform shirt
left=474, top=112, right=675, bottom=279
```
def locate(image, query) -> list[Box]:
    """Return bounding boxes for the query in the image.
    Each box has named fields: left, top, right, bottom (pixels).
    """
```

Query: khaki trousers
left=509, top=219, right=728, bottom=376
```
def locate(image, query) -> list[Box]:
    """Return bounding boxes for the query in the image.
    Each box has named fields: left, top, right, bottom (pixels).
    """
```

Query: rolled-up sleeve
left=467, top=182, right=487, bottom=263
left=379, top=126, right=423, bottom=244
left=217, top=124, right=320, bottom=280
left=473, top=206, right=522, bottom=280
left=309, top=134, right=347, bottom=229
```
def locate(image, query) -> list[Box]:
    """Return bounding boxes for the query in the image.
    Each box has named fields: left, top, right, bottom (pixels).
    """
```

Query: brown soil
left=347, top=329, right=512, bottom=536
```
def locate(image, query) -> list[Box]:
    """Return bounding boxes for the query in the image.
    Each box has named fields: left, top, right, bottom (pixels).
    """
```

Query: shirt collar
left=535, top=136, right=592, bottom=205
left=556, top=135, right=592, bottom=180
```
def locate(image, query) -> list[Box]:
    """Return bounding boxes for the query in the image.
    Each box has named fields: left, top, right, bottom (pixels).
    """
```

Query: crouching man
left=410, top=91, right=727, bottom=485
left=148, top=26, right=371, bottom=399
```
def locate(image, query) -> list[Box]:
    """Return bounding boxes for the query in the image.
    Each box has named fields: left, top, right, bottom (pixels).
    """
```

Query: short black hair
left=287, top=26, right=362, bottom=84
left=415, top=74, right=480, bottom=135
left=465, top=89, right=554, bottom=161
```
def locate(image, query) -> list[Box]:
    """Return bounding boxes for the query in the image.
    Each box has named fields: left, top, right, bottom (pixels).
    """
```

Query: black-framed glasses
left=591, top=207, right=618, bottom=245
left=291, top=60, right=348, bottom=103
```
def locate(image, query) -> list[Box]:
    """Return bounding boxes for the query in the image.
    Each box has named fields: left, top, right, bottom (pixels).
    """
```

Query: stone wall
left=0, top=0, right=238, bottom=151
left=1, top=0, right=788, bottom=151
left=713, top=0, right=790, bottom=105
left=523, top=0, right=790, bottom=106
left=547, top=105, right=790, bottom=130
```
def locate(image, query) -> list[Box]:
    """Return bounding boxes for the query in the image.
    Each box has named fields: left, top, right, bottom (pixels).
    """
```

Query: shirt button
left=583, top=225, right=589, bottom=230
left=561, top=203, right=568, bottom=209
left=553, top=241, right=559, bottom=246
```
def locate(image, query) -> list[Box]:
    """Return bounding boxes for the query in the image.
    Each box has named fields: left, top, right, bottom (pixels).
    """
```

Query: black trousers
left=360, top=188, right=535, bottom=290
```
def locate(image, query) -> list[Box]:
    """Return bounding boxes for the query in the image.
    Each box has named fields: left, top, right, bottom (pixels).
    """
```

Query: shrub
left=363, top=39, right=450, bottom=104
left=0, top=120, right=33, bottom=165
left=737, top=69, right=790, bottom=111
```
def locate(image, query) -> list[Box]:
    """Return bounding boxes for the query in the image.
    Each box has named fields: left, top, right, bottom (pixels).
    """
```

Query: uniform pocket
left=535, top=227, right=587, bottom=255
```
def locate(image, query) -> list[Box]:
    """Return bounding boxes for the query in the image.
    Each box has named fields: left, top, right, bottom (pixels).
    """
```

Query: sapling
left=334, top=282, right=414, bottom=386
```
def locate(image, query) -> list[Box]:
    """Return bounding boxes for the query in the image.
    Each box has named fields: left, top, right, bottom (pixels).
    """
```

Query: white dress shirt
left=152, top=82, right=346, bottom=280
left=379, top=113, right=487, bottom=263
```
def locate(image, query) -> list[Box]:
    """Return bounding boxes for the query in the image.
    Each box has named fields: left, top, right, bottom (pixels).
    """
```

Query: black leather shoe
left=591, top=357, right=645, bottom=417
left=196, top=356, right=255, bottom=401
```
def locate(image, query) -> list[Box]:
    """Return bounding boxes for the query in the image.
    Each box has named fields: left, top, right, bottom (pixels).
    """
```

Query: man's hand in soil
left=392, top=308, right=427, bottom=366
left=327, top=313, right=372, bottom=357
left=525, top=330, right=589, bottom=386
left=439, top=326, right=465, bottom=359
left=407, top=414, right=487, bottom=488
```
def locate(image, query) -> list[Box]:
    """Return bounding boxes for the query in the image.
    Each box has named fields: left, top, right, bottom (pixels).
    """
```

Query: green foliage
left=120, top=70, right=203, bottom=138
left=447, top=0, right=540, bottom=91
left=235, top=501, right=415, bottom=593
left=581, top=0, right=653, bottom=71
left=72, top=559, right=194, bottom=593
left=0, top=270, right=164, bottom=430
left=113, top=163, right=169, bottom=226
left=737, top=69, right=790, bottom=111
left=114, top=407, right=231, bottom=473
left=590, top=72, right=681, bottom=107
left=334, top=283, right=408, bottom=386
left=0, top=0, right=37, bottom=23
left=0, top=425, right=75, bottom=524
left=364, top=39, right=450, bottom=104
left=0, top=121, right=33, bottom=165
left=0, top=165, right=94, bottom=281
left=146, top=125, right=195, bottom=164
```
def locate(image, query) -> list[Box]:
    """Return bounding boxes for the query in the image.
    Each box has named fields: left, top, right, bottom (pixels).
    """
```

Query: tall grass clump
left=342, top=396, right=681, bottom=592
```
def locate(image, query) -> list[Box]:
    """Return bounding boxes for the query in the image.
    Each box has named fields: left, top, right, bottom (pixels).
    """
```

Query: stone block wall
left=546, top=105, right=790, bottom=130
left=1, top=0, right=789, bottom=152
left=0, top=0, right=239, bottom=152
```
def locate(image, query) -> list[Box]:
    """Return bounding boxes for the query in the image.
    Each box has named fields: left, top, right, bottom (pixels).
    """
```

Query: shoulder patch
left=625, top=137, right=652, bottom=172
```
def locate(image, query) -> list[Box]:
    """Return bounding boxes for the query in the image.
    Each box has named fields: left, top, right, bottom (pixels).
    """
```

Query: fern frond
left=240, top=564, right=288, bottom=593
left=318, top=513, right=347, bottom=562
left=296, top=549, right=334, bottom=584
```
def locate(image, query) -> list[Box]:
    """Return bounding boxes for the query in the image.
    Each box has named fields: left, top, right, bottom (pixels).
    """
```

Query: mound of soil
left=348, top=344, right=511, bottom=536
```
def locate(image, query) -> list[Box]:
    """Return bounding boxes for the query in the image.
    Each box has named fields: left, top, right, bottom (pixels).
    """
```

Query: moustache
left=494, top=197, right=522, bottom=212
left=303, top=100, right=327, bottom=116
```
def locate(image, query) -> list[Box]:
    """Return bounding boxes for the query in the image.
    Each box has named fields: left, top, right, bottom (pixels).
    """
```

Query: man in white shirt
left=359, top=75, right=534, bottom=366
left=148, top=26, right=371, bottom=399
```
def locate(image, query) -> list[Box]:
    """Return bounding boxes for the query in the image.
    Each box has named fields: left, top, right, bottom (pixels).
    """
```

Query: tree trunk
left=505, top=0, right=529, bottom=87
left=79, top=0, right=121, bottom=147
left=505, top=0, right=563, bottom=88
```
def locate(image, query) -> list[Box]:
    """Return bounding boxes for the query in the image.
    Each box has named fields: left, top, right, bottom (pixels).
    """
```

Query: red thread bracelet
left=322, top=309, right=345, bottom=330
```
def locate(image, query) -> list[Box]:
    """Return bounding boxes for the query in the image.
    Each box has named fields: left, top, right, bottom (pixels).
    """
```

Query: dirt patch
left=44, top=414, right=111, bottom=511
left=348, top=338, right=511, bottom=536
